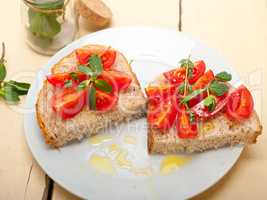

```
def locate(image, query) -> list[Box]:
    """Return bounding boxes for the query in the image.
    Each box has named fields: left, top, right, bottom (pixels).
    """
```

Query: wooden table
left=0, top=0, right=266, bottom=199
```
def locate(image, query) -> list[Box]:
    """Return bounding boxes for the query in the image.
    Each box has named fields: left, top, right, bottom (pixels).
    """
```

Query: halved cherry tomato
left=148, top=99, right=178, bottom=131
left=192, top=94, right=229, bottom=119
left=95, top=89, right=118, bottom=111
left=145, top=84, right=177, bottom=106
left=188, top=60, right=206, bottom=84
left=101, top=50, right=116, bottom=69
left=192, top=69, right=214, bottom=90
left=226, top=85, right=253, bottom=121
left=163, top=68, right=186, bottom=85
left=47, top=72, right=88, bottom=88
left=177, top=105, right=198, bottom=138
left=76, top=49, right=91, bottom=65
left=51, top=88, right=87, bottom=120
left=163, top=60, right=206, bottom=85
left=98, top=70, right=132, bottom=92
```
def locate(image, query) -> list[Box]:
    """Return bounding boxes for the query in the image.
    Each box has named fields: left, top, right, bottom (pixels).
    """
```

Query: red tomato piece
left=76, top=49, right=91, bottom=65
left=51, top=88, right=87, bottom=120
left=176, top=105, right=198, bottom=139
left=47, top=72, right=88, bottom=88
left=145, top=84, right=177, bottom=106
left=226, top=85, right=254, bottom=121
left=188, top=60, right=206, bottom=84
left=95, top=89, right=118, bottom=111
left=192, top=69, right=214, bottom=90
left=148, top=99, right=178, bottom=131
left=163, top=68, right=186, bottom=85
left=101, top=50, right=116, bottom=69
left=98, top=70, right=132, bottom=93
left=163, top=60, right=206, bottom=85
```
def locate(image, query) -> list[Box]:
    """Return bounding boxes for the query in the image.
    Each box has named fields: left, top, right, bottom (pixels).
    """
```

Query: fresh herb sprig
left=70, top=54, right=112, bottom=110
left=0, top=43, right=31, bottom=103
left=180, top=69, right=231, bottom=111
left=180, top=56, right=194, bottom=96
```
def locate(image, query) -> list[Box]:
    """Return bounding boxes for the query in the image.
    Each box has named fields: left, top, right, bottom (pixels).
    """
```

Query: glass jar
left=21, top=0, right=78, bottom=55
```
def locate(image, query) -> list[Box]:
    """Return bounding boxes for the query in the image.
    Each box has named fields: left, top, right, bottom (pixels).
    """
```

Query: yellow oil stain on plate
left=115, top=150, right=132, bottom=169
left=89, top=154, right=116, bottom=175
left=132, top=167, right=153, bottom=176
left=89, top=134, right=113, bottom=145
left=160, top=155, right=191, bottom=175
left=123, top=135, right=137, bottom=145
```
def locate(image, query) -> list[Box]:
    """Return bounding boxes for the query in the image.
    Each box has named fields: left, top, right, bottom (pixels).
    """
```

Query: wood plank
left=182, top=0, right=267, bottom=199
left=0, top=1, right=48, bottom=199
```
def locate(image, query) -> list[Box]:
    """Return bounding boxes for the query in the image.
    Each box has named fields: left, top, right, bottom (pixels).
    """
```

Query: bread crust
left=36, top=44, right=146, bottom=148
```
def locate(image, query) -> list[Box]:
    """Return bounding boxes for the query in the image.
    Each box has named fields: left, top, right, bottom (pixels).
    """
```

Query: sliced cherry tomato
left=192, top=94, right=229, bottom=119
left=188, top=60, right=206, bottom=84
left=98, top=70, right=132, bottom=92
left=177, top=105, right=198, bottom=139
left=47, top=72, right=88, bottom=88
left=226, top=85, right=253, bottom=121
left=163, top=60, right=206, bottom=85
left=101, top=50, right=116, bottom=69
left=148, top=99, right=178, bottom=131
left=163, top=68, right=186, bottom=85
left=76, top=49, right=91, bottom=65
left=96, top=89, right=118, bottom=111
left=51, top=88, right=87, bottom=120
left=145, top=84, right=177, bottom=106
left=192, top=69, right=214, bottom=90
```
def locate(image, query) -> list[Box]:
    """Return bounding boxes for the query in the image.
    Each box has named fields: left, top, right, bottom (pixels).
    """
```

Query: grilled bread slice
left=147, top=75, right=262, bottom=154
left=36, top=45, right=146, bottom=148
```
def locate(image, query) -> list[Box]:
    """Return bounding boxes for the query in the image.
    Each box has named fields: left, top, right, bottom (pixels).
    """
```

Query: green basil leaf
left=203, top=95, right=216, bottom=111
left=179, top=58, right=194, bottom=68
left=77, top=80, right=90, bottom=91
left=188, top=111, right=196, bottom=123
left=28, top=9, right=61, bottom=39
left=0, top=62, right=6, bottom=81
left=5, top=80, right=31, bottom=95
left=1, top=85, right=20, bottom=102
left=78, top=65, right=95, bottom=76
left=64, top=80, right=72, bottom=88
left=94, top=79, right=112, bottom=93
left=209, top=81, right=228, bottom=96
left=88, top=54, right=103, bottom=75
left=215, top=71, right=232, bottom=82
left=180, top=88, right=206, bottom=104
left=69, top=72, right=79, bottom=80
left=89, top=86, right=96, bottom=110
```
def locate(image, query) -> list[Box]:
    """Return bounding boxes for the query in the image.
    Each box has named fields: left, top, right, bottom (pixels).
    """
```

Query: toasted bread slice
left=147, top=76, right=262, bottom=154
left=36, top=45, right=146, bottom=148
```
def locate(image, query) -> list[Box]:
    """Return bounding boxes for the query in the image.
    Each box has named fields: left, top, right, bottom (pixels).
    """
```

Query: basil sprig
left=77, top=54, right=112, bottom=109
left=0, top=43, right=30, bottom=103
left=215, top=71, right=232, bottom=82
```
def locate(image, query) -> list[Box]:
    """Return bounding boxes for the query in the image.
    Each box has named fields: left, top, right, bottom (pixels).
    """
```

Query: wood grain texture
left=182, top=0, right=267, bottom=199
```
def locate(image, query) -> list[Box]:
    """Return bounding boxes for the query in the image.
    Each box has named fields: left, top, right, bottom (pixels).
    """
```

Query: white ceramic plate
left=24, top=27, right=243, bottom=200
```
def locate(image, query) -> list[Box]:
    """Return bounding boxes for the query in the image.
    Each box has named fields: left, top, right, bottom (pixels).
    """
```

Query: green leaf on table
left=88, top=86, right=96, bottom=110
left=209, top=80, right=228, bottom=96
left=0, top=85, right=20, bottom=102
left=5, top=80, right=30, bottom=95
left=95, top=79, right=112, bottom=93
left=0, top=62, right=6, bottom=81
left=215, top=71, right=232, bottom=82
left=180, top=88, right=206, bottom=104
left=203, top=95, right=217, bottom=111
